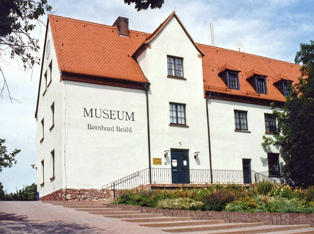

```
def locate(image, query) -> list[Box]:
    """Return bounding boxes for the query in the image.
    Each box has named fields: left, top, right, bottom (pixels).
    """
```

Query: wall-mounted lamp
left=31, top=163, right=37, bottom=170
left=164, top=149, right=170, bottom=158
left=194, top=150, right=200, bottom=159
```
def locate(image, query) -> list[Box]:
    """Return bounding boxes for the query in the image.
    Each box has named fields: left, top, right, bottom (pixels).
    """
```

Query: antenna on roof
left=210, top=22, right=215, bottom=46
left=234, top=43, right=245, bottom=52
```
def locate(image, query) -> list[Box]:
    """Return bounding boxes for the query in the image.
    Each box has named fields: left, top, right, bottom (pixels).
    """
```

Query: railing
left=102, top=168, right=278, bottom=191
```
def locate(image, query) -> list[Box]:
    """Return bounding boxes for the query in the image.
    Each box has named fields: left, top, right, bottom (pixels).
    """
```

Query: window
left=226, top=71, right=239, bottom=89
left=268, top=153, right=280, bottom=176
left=43, top=71, right=47, bottom=94
left=282, top=80, right=292, bottom=97
left=265, top=114, right=276, bottom=133
left=40, top=119, right=44, bottom=142
left=48, top=61, right=52, bottom=85
left=41, top=160, right=45, bottom=186
left=234, top=110, right=248, bottom=130
left=256, top=76, right=267, bottom=94
left=169, top=103, right=186, bottom=125
left=50, top=150, right=55, bottom=180
left=167, top=56, right=183, bottom=78
left=50, top=103, right=55, bottom=130
left=218, top=70, right=240, bottom=90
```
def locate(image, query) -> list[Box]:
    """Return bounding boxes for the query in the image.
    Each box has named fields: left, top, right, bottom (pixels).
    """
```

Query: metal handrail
left=102, top=168, right=279, bottom=190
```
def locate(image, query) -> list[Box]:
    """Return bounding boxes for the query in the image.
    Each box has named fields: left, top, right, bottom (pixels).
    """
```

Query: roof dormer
left=246, top=69, right=268, bottom=94
left=218, top=64, right=241, bottom=90
left=273, top=74, right=293, bottom=97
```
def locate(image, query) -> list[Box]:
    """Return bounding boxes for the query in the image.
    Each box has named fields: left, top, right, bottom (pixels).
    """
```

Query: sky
left=0, top=0, right=313, bottom=193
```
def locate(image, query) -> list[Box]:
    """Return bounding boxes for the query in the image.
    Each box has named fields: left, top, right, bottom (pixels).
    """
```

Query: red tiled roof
left=47, top=14, right=301, bottom=104
left=198, top=44, right=301, bottom=102
left=48, top=14, right=150, bottom=84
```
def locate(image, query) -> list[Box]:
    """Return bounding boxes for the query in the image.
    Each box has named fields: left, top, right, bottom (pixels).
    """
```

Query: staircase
left=45, top=201, right=314, bottom=233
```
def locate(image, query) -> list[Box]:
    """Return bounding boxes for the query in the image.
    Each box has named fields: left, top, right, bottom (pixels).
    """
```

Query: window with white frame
left=167, top=56, right=183, bottom=78
left=169, top=103, right=186, bottom=125
left=234, top=110, right=248, bottom=130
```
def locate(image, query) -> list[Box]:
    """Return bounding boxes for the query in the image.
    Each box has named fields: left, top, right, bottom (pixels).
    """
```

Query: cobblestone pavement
left=0, top=201, right=163, bottom=233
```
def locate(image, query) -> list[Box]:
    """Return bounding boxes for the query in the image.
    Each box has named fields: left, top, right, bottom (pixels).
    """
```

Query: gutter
left=205, top=92, right=213, bottom=184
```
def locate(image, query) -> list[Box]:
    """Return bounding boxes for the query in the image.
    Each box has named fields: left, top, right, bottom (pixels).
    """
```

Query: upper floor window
left=169, top=103, right=186, bottom=125
left=50, top=102, right=55, bottom=130
left=256, top=76, right=267, bottom=94
left=219, top=70, right=240, bottom=90
left=265, top=114, right=276, bottom=133
left=234, top=110, right=248, bottom=130
left=268, top=153, right=280, bottom=177
left=48, top=61, right=52, bottom=85
left=40, top=118, right=44, bottom=142
left=282, top=80, right=292, bottom=97
left=167, top=56, right=183, bottom=78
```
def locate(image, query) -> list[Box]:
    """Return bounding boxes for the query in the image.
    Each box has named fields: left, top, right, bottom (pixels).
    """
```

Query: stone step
left=161, top=222, right=264, bottom=233
left=140, top=219, right=226, bottom=228
left=89, top=210, right=141, bottom=215
left=269, top=227, right=314, bottom=234
left=123, top=216, right=191, bottom=223
left=63, top=205, right=106, bottom=208
left=47, top=201, right=106, bottom=205
left=75, top=208, right=121, bottom=212
left=103, top=213, right=164, bottom=219
left=204, top=224, right=312, bottom=234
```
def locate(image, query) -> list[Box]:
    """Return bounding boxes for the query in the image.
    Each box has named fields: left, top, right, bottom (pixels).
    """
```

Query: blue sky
left=0, top=0, right=313, bottom=193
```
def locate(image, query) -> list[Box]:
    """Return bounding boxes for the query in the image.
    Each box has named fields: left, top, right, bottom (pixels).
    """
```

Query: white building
left=35, top=12, right=301, bottom=200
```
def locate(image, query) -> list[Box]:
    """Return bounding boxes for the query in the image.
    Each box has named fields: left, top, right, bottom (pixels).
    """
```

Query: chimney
left=113, top=17, right=129, bottom=36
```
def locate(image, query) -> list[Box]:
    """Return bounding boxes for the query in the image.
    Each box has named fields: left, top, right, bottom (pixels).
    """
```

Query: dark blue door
left=171, top=149, right=190, bottom=184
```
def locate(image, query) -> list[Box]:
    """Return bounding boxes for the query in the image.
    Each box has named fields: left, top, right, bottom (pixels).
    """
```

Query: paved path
left=0, top=201, right=163, bottom=233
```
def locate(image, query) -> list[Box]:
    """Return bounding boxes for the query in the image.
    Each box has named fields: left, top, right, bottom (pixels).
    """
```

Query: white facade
left=36, top=13, right=293, bottom=199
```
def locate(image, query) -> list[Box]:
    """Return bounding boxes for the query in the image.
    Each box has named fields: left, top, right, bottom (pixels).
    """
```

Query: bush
left=203, top=190, right=237, bottom=211
left=156, top=198, right=203, bottom=210
left=255, top=181, right=276, bottom=195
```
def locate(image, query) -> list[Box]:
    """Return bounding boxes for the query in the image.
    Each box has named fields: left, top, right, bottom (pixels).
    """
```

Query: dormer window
left=273, top=74, right=293, bottom=97
left=218, top=65, right=240, bottom=90
left=246, top=69, right=268, bottom=94
left=282, top=80, right=292, bottom=97
left=255, top=76, right=267, bottom=94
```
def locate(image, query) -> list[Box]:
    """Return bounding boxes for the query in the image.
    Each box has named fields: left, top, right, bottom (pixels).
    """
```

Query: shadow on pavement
left=0, top=212, right=107, bottom=233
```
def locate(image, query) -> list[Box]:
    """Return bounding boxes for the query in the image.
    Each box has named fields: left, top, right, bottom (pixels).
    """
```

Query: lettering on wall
left=83, top=108, right=135, bottom=133
left=83, top=108, right=135, bottom=121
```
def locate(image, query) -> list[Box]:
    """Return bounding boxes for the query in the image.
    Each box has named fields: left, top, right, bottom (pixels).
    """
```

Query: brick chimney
left=113, top=17, right=129, bottom=36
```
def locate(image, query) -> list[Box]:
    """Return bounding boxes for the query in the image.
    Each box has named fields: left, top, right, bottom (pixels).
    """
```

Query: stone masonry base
left=39, top=188, right=114, bottom=202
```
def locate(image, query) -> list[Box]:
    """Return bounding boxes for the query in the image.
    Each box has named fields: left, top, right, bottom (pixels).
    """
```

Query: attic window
left=167, top=56, right=183, bottom=78
left=219, top=70, right=240, bottom=90
left=273, top=75, right=292, bottom=97
left=256, top=76, right=267, bottom=94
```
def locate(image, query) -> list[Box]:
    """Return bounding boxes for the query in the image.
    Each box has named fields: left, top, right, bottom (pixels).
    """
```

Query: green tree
left=263, top=40, right=314, bottom=187
left=124, top=0, right=164, bottom=11
left=0, top=138, right=20, bottom=172
left=0, top=0, right=51, bottom=100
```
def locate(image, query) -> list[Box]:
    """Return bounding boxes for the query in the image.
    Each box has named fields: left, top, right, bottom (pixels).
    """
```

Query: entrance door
left=242, top=159, right=252, bottom=184
left=171, top=149, right=190, bottom=184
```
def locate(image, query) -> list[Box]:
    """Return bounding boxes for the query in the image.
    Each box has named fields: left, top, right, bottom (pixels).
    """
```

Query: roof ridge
left=49, top=14, right=151, bottom=38
left=197, top=43, right=301, bottom=67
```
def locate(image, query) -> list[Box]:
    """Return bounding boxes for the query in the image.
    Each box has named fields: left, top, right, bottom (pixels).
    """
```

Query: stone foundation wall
left=39, top=188, right=114, bottom=202
left=106, top=204, right=314, bottom=227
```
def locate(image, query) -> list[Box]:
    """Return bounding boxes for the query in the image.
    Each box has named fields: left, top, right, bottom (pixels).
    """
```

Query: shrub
left=203, top=190, right=237, bottom=211
left=255, top=181, right=276, bottom=195
left=156, top=198, right=203, bottom=210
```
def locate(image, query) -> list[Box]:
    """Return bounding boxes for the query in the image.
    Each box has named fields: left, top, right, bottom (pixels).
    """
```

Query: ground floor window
left=268, top=153, right=280, bottom=176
